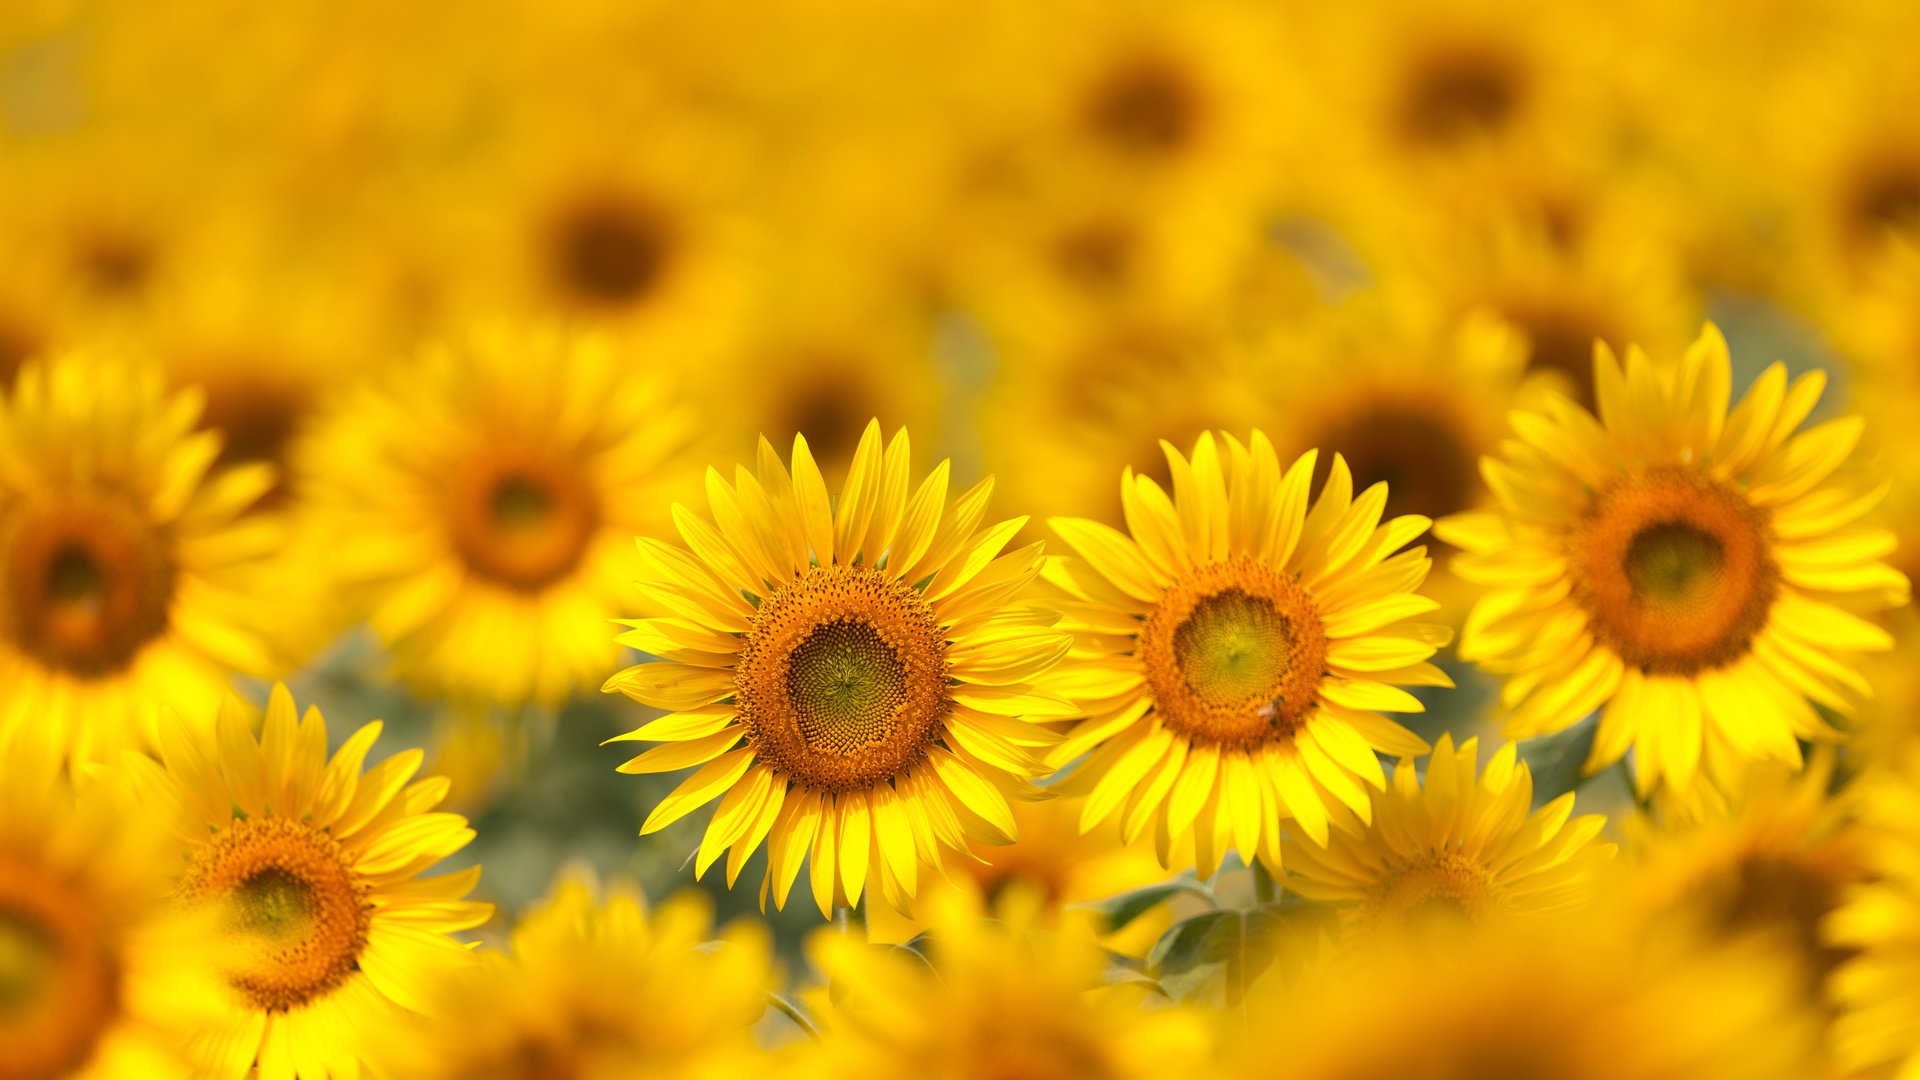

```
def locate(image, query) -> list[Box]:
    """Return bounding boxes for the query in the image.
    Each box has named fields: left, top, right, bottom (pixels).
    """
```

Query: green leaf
left=1072, top=876, right=1210, bottom=934
left=1517, top=715, right=1598, bottom=806
left=1147, top=901, right=1337, bottom=1006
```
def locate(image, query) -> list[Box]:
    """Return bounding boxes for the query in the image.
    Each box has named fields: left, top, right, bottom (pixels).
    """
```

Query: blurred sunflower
left=1282, top=734, right=1614, bottom=939
left=0, top=728, right=227, bottom=1080
left=1047, top=430, right=1450, bottom=876
left=604, top=422, right=1072, bottom=916
left=119, top=685, right=492, bottom=1080
left=1236, top=911, right=1823, bottom=1080
left=377, top=872, right=771, bottom=1080
left=0, top=355, right=281, bottom=764
left=301, top=327, right=692, bottom=706
left=798, top=888, right=1212, bottom=1080
left=1624, top=751, right=1865, bottom=1049
left=1437, top=325, right=1907, bottom=799
left=1830, top=747, right=1920, bottom=1079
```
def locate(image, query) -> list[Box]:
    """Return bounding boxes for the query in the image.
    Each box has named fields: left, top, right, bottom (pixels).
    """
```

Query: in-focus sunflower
left=1236, top=909, right=1823, bottom=1080
left=1437, top=324, right=1908, bottom=799
left=797, top=888, right=1212, bottom=1080
left=376, top=871, right=772, bottom=1080
left=119, top=684, right=492, bottom=1080
left=604, top=421, right=1073, bottom=917
left=1282, top=734, right=1614, bottom=939
left=0, top=728, right=227, bottom=1080
left=0, top=355, right=281, bottom=764
left=1047, top=430, right=1451, bottom=876
left=301, top=327, right=692, bottom=706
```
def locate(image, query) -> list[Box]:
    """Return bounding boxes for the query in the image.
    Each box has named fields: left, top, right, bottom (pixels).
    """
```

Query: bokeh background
left=5, top=0, right=1918, bottom=964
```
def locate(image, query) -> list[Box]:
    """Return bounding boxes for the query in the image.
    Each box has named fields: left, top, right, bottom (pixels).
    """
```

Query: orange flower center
left=0, top=496, right=176, bottom=677
left=447, top=444, right=600, bottom=591
left=1363, top=851, right=1500, bottom=934
left=0, top=852, right=120, bottom=1080
left=1569, top=468, right=1779, bottom=675
left=1142, top=556, right=1328, bottom=751
left=178, top=818, right=370, bottom=1013
left=735, top=566, right=950, bottom=792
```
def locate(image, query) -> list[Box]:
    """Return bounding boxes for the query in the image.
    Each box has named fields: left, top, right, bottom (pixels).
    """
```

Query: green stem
left=1250, top=858, right=1279, bottom=905
left=765, top=991, right=822, bottom=1041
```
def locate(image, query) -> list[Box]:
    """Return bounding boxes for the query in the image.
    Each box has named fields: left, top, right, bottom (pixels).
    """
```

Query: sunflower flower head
left=1046, top=429, right=1451, bottom=877
left=0, top=726, right=228, bottom=1080
left=1283, top=734, right=1615, bottom=941
left=604, top=420, right=1074, bottom=917
left=376, top=870, right=772, bottom=1080
left=119, top=684, right=493, bottom=1080
left=0, top=353, right=283, bottom=763
left=1437, top=322, right=1908, bottom=800
left=798, top=886, right=1212, bottom=1080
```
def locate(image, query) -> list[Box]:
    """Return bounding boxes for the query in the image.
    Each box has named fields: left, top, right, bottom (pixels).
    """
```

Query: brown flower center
left=1362, top=851, right=1501, bottom=936
left=1847, top=158, right=1920, bottom=249
left=1084, top=55, right=1201, bottom=159
left=1570, top=468, right=1779, bottom=675
left=447, top=444, right=600, bottom=591
left=0, top=852, right=121, bottom=1080
left=1498, top=298, right=1618, bottom=410
left=1142, top=557, right=1328, bottom=751
left=1398, top=43, right=1525, bottom=147
left=178, top=817, right=370, bottom=1013
left=547, top=193, right=673, bottom=309
left=1309, top=401, right=1480, bottom=520
left=1, top=497, right=176, bottom=677
left=735, top=566, right=951, bottom=792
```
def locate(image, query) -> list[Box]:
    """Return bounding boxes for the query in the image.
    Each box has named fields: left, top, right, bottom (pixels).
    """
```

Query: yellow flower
left=605, top=421, right=1072, bottom=917
left=1047, top=430, right=1451, bottom=877
left=0, top=355, right=281, bottom=763
left=300, top=327, right=692, bottom=706
left=1282, top=734, right=1614, bottom=939
left=798, top=888, right=1212, bottom=1080
left=0, top=727, right=227, bottom=1080
left=1437, top=324, right=1907, bottom=799
left=1827, top=751, right=1920, bottom=1078
left=1234, top=908, right=1824, bottom=1080
left=119, top=685, right=493, bottom=1080
left=376, top=871, right=773, bottom=1080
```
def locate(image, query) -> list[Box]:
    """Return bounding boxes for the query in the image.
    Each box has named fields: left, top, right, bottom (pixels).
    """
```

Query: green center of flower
left=448, top=447, right=600, bottom=592
left=1174, top=590, right=1296, bottom=708
left=231, top=867, right=320, bottom=943
left=490, top=474, right=556, bottom=532
left=787, top=619, right=912, bottom=755
left=0, top=910, right=56, bottom=1016
left=1624, top=522, right=1725, bottom=611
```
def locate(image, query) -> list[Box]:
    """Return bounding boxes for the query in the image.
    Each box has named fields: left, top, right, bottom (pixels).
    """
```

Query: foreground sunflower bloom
left=604, top=421, right=1072, bottom=916
left=1047, top=430, right=1450, bottom=875
left=0, top=355, right=281, bottom=763
left=0, top=729, right=227, bottom=1080
left=120, top=685, right=492, bottom=1080
left=376, top=872, right=772, bottom=1080
left=1282, top=734, right=1614, bottom=939
left=1437, top=324, right=1907, bottom=798
left=301, top=327, right=692, bottom=706
left=797, top=889, right=1212, bottom=1080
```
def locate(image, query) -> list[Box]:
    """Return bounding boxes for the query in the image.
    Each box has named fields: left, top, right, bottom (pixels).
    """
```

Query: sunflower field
left=5, top=1, right=1920, bottom=1077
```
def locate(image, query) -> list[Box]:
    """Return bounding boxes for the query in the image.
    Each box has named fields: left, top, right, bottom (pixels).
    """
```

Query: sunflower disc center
left=1312, top=402, right=1479, bottom=520
left=1, top=497, right=176, bottom=678
left=178, top=817, right=370, bottom=1013
left=1142, top=557, right=1328, bottom=751
left=736, top=566, right=950, bottom=793
left=0, top=854, right=120, bottom=1079
left=447, top=445, right=599, bottom=592
left=550, top=194, right=671, bottom=308
left=1571, top=468, right=1778, bottom=675
left=1366, top=852, right=1499, bottom=933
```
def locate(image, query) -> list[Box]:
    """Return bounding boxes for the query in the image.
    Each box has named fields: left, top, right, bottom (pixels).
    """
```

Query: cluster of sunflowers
left=8, top=0, right=1920, bottom=1077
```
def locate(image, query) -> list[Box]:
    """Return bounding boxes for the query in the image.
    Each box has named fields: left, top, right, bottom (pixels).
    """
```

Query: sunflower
left=603, top=421, right=1073, bottom=917
left=118, top=684, right=492, bottom=1080
left=1282, top=734, right=1614, bottom=939
left=1830, top=747, right=1920, bottom=1079
left=0, top=354, right=281, bottom=764
left=0, top=727, right=228, bottom=1080
left=1436, top=324, right=1907, bottom=799
left=1235, top=908, right=1823, bottom=1080
left=300, top=326, right=693, bottom=706
left=865, top=793, right=1183, bottom=958
left=796, top=888, right=1212, bottom=1080
left=375, top=871, right=772, bottom=1080
left=1046, top=430, right=1451, bottom=877
left=1623, top=751, right=1865, bottom=1065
